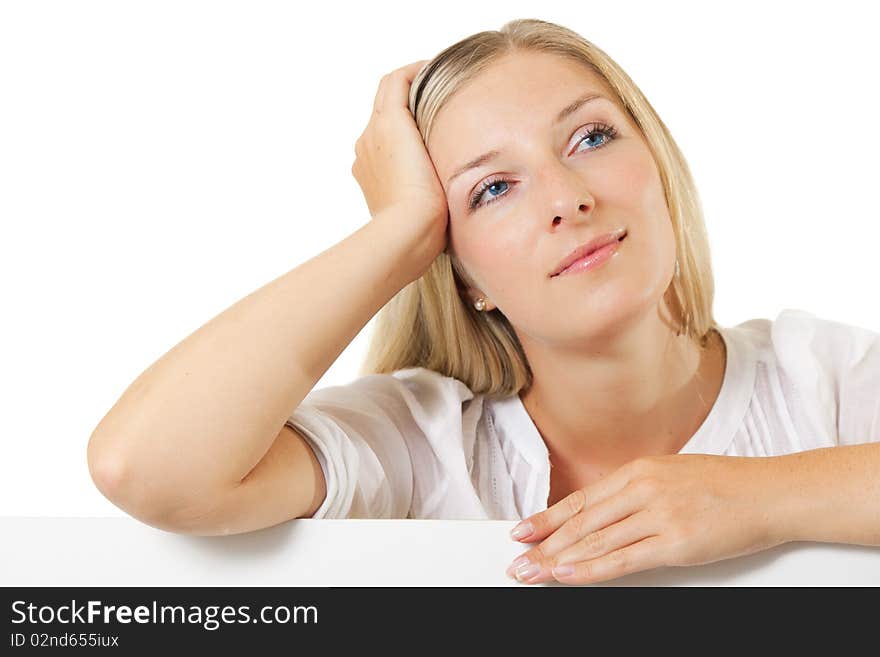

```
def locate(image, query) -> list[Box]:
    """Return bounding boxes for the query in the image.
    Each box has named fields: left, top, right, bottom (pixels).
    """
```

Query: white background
left=2, top=1, right=878, bottom=517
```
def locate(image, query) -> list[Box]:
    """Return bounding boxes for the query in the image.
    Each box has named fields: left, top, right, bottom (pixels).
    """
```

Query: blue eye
left=471, top=179, right=510, bottom=208
left=467, top=121, right=620, bottom=211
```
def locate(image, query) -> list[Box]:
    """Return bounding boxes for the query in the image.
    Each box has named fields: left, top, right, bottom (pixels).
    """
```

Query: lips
left=550, top=228, right=628, bottom=277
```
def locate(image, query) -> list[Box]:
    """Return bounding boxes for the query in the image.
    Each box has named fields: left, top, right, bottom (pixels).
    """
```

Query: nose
left=536, top=161, right=593, bottom=227
left=552, top=199, right=591, bottom=227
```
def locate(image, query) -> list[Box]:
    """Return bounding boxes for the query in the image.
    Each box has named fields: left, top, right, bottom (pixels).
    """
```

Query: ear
left=450, top=262, right=496, bottom=311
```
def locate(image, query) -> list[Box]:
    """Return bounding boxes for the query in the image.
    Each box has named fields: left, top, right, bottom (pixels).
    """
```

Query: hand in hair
left=351, top=59, right=449, bottom=264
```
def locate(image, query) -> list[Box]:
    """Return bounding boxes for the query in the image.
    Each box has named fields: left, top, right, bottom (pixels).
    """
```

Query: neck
left=517, top=305, right=725, bottom=467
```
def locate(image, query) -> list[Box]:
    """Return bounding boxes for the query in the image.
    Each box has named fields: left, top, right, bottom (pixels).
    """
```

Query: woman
left=87, top=18, right=880, bottom=586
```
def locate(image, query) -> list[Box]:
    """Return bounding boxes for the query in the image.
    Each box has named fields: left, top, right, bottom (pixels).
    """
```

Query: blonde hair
left=359, top=18, right=719, bottom=397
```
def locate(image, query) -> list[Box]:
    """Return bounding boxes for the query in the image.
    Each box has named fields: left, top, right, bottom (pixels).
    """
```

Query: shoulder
left=726, top=308, right=880, bottom=446
left=767, top=308, right=878, bottom=375
left=728, top=308, right=878, bottom=362
left=390, top=366, right=475, bottom=396
left=388, top=367, right=477, bottom=414
left=726, top=308, right=878, bottom=372
left=304, top=366, right=476, bottom=414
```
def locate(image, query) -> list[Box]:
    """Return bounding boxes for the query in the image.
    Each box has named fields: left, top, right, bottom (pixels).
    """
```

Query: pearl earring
left=474, top=297, right=486, bottom=311
left=674, top=257, right=680, bottom=278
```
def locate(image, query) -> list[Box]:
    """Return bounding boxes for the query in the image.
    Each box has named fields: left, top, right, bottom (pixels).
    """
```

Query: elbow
left=87, top=433, right=129, bottom=501
left=86, top=432, right=228, bottom=535
left=86, top=434, right=172, bottom=528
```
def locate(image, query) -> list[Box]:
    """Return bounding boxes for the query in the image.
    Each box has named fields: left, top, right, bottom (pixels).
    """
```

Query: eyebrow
left=445, top=92, right=607, bottom=190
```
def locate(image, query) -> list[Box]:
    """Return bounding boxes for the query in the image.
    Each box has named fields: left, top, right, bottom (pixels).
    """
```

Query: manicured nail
left=510, top=521, right=533, bottom=540
left=510, top=555, right=530, bottom=571
left=515, top=563, right=540, bottom=581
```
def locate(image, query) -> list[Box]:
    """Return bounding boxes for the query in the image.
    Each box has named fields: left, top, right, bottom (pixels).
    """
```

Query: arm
left=501, top=446, right=880, bottom=586
left=764, top=443, right=880, bottom=546
left=87, top=209, right=436, bottom=524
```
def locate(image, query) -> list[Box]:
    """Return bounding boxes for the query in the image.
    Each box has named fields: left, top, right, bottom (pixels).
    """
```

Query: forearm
left=765, top=443, right=880, bottom=546
left=87, top=210, right=430, bottom=512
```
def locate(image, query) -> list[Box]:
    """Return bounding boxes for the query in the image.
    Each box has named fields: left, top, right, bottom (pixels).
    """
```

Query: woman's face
left=426, top=51, right=677, bottom=346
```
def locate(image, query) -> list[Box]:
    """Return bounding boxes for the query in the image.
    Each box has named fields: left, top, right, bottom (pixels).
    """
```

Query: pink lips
left=551, top=230, right=627, bottom=278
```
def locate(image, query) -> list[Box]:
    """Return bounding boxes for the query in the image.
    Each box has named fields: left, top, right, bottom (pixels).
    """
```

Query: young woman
left=87, top=19, right=880, bottom=586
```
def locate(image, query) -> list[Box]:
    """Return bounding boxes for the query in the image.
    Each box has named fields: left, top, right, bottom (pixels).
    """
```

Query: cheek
left=449, top=221, right=498, bottom=277
left=602, top=152, right=672, bottom=249
left=449, top=222, right=532, bottom=296
left=594, top=152, right=675, bottom=289
left=599, top=154, right=660, bottom=210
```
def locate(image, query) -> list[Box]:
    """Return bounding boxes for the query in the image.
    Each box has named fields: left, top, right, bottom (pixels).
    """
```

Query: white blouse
left=285, top=308, right=880, bottom=521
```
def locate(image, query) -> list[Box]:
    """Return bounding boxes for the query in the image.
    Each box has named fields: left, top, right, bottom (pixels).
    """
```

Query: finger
left=372, top=73, right=389, bottom=115
left=536, top=488, right=645, bottom=559
left=510, top=462, right=637, bottom=542
left=506, top=496, right=645, bottom=584
left=551, top=510, right=652, bottom=570
left=373, top=60, right=430, bottom=115
left=550, top=535, right=666, bottom=585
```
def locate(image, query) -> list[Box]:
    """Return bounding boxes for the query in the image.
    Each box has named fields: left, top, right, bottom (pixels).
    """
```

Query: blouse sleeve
left=771, top=308, right=880, bottom=447
left=284, top=366, right=476, bottom=519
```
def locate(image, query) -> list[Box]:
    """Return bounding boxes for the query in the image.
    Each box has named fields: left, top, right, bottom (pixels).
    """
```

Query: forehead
left=426, top=52, right=620, bottom=184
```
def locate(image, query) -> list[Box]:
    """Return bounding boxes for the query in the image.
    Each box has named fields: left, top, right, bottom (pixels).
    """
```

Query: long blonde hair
left=359, top=18, right=718, bottom=398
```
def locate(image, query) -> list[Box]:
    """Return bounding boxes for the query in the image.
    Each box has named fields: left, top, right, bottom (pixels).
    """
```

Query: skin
left=425, top=50, right=727, bottom=498
left=413, top=50, right=880, bottom=586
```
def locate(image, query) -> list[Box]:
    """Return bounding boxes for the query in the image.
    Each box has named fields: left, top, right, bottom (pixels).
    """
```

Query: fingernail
left=515, top=563, right=540, bottom=581
left=510, top=521, right=533, bottom=540
left=510, top=555, right=530, bottom=570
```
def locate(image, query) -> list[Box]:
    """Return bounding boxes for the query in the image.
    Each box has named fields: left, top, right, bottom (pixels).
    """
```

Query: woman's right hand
left=351, top=60, right=449, bottom=264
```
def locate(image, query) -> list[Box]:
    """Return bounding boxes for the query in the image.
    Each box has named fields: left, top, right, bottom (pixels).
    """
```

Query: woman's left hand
left=506, top=454, right=787, bottom=585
